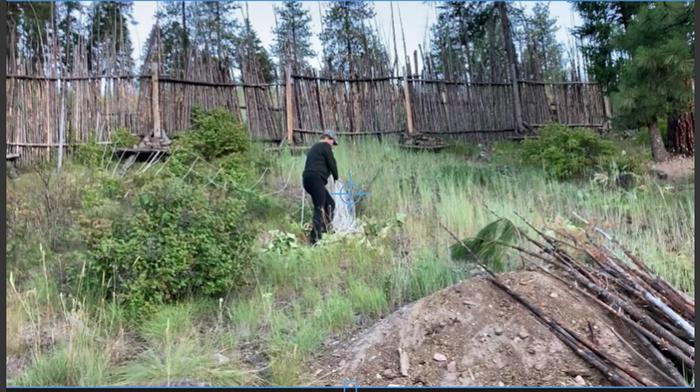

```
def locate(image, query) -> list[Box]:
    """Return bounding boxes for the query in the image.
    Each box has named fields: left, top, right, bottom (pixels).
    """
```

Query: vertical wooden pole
left=497, top=1, right=523, bottom=134
left=57, top=79, right=66, bottom=173
left=403, top=66, right=415, bottom=135
left=151, top=62, right=162, bottom=139
left=314, top=69, right=326, bottom=130
left=285, top=64, right=294, bottom=144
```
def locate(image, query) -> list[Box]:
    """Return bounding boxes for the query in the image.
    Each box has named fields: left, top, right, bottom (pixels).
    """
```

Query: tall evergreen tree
left=428, top=1, right=526, bottom=83
left=154, top=1, right=191, bottom=73
left=239, top=16, right=275, bottom=83
left=155, top=1, right=240, bottom=74
left=573, top=2, right=642, bottom=91
left=320, top=1, right=388, bottom=76
left=86, top=1, right=134, bottom=74
left=190, top=1, right=240, bottom=65
left=8, top=2, right=54, bottom=67
left=521, top=3, right=565, bottom=81
left=272, top=0, right=315, bottom=73
left=7, top=2, right=85, bottom=73
left=611, top=2, right=694, bottom=161
left=57, top=1, right=83, bottom=72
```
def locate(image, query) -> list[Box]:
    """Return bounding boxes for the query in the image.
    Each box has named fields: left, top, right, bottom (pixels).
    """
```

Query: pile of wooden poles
left=442, top=211, right=694, bottom=386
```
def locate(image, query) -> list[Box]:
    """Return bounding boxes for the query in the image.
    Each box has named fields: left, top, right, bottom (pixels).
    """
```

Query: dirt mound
left=307, top=270, right=670, bottom=387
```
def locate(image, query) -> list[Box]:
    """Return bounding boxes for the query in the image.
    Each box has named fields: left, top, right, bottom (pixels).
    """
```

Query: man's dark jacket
left=303, top=142, right=338, bottom=183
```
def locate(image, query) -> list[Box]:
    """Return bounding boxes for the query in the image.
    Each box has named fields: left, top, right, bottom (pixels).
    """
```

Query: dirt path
left=305, top=270, right=671, bottom=387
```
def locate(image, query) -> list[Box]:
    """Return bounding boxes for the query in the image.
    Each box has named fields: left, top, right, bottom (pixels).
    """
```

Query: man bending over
left=302, top=129, right=339, bottom=244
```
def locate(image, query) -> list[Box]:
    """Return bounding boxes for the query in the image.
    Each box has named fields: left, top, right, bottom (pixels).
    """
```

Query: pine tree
left=272, top=0, right=315, bottom=73
left=8, top=2, right=54, bottom=67
left=573, top=2, right=641, bottom=92
left=154, top=1, right=191, bottom=73
left=239, top=17, right=275, bottom=83
left=189, top=1, right=240, bottom=65
left=57, top=1, right=82, bottom=72
left=611, top=3, right=694, bottom=161
left=428, top=1, right=526, bottom=83
left=521, top=3, right=565, bottom=81
left=86, top=1, right=134, bottom=74
left=320, top=1, right=388, bottom=76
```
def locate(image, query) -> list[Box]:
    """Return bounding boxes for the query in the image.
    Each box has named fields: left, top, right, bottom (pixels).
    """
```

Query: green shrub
left=185, top=107, right=251, bottom=160
left=521, top=123, right=616, bottom=180
left=74, top=137, right=108, bottom=168
left=109, top=128, right=139, bottom=148
left=164, top=108, right=253, bottom=183
left=80, top=176, right=255, bottom=319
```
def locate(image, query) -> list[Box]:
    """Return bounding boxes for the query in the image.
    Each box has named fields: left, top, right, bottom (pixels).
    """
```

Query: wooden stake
left=497, top=2, right=524, bottom=134
left=403, top=66, right=415, bottom=135
left=151, top=62, right=161, bottom=138
left=285, top=64, right=294, bottom=144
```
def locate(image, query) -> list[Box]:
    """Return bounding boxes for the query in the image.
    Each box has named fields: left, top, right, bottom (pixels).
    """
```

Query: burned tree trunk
left=667, top=110, right=694, bottom=156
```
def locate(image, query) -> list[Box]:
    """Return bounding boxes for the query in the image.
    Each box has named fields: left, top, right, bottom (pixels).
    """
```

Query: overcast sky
left=127, top=1, right=583, bottom=70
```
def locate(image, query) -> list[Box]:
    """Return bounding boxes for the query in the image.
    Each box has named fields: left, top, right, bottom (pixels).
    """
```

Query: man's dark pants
left=303, top=174, right=336, bottom=244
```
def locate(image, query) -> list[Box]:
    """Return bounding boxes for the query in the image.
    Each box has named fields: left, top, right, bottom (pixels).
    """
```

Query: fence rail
left=6, top=69, right=609, bottom=166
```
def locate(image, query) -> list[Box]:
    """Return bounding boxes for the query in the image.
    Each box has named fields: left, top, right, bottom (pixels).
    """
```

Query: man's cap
left=322, top=129, right=338, bottom=145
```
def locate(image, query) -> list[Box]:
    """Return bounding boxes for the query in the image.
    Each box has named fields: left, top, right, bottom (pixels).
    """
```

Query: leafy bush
left=165, top=108, right=253, bottom=181
left=109, top=127, right=139, bottom=148
left=185, top=107, right=251, bottom=160
left=74, top=137, right=109, bottom=168
left=77, top=109, right=260, bottom=319
left=81, top=176, right=255, bottom=319
left=521, top=123, right=616, bottom=180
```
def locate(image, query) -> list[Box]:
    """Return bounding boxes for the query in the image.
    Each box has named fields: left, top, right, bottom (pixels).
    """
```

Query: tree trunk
left=667, top=110, right=694, bottom=156
left=649, top=121, right=670, bottom=162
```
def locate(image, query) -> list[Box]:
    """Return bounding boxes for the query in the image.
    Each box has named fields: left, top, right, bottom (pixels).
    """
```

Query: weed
left=15, top=341, right=110, bottom=386
left=139, top=304, right=196, bottom=344
left=348, top=281, right=388, bottom=318
left=316, top=293, right=354, bottom=333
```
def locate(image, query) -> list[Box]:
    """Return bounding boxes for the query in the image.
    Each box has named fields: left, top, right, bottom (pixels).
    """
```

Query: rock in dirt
left=399, top=348, right=410, bottom=376
left=497, top=381, right=505, bottom=387
left=382, top=369, right=396, bottom=379
left=447, top=361, right=457, bottom=373
left=549, top=291, right=559, bottom=299
left=494, top=326, right=504, bottom=336
left=517, top=329, right=530, bottom=339
left=574, top=375, right=586, bottom=386
left=433, top=353, right=447, bottom=362
left=650, top=168, right=669, bottom=180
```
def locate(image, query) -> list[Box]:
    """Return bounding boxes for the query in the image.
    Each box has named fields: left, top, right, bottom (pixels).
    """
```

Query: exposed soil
left=651, top=156, right=694, bottom=183
left=305, top=270, right=671, bottom=387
